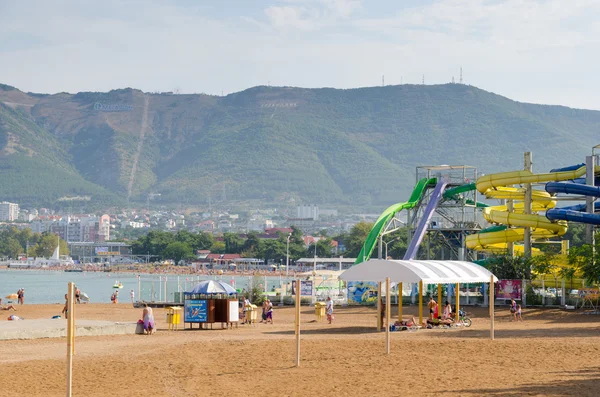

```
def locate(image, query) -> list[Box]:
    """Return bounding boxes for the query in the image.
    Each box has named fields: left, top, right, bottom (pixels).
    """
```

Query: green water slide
left=354, top=181, right=490, bottom=265
left=355, top=178, right=436, bottom=264
left=443, top=183, right=488, bottom=208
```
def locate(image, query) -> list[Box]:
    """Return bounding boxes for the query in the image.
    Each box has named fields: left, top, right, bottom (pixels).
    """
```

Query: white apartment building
left=297, top=205, right=319, bottom=221
left=30, top=214, right=110, bottom=242
left=0, top=202, right=19, bottom=221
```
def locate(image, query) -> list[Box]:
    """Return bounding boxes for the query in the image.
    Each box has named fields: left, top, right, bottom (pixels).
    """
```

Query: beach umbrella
left=5, top=293, right=18, bottom=300
left=187, top=280, right=236, bottom=295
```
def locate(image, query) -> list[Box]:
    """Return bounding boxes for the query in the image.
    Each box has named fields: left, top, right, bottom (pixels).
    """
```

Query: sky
left=1, top=0, right=599, bottom=109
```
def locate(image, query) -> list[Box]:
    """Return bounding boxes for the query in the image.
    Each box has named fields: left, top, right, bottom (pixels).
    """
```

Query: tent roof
left=340, top=259, right=498, bottom=284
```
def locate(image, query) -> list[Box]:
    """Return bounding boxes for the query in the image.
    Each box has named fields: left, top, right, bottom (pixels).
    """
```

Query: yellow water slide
left=466, top=166, right=597, bottom=253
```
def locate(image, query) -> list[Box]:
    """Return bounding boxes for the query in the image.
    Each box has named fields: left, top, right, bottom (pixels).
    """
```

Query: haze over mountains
left=0, top=82, right=598, bottom=210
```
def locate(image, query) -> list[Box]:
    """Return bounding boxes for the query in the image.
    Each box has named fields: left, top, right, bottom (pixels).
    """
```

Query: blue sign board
left=291, top=280, right=313, bottom=296
left=184, top=299, right=207, bottom=322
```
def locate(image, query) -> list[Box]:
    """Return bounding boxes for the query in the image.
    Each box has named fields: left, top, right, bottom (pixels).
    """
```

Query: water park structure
left=356, top=147, right=600, bottom=265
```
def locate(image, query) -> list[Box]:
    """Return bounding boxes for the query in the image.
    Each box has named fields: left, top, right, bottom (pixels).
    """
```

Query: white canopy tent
left=340, top=259, right=498, bottom=284
left=340, top=259, right=497, bottom=351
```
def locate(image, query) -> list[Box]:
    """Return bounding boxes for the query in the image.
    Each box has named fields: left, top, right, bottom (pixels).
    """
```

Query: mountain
left=1, top=83, right=599, bottom=209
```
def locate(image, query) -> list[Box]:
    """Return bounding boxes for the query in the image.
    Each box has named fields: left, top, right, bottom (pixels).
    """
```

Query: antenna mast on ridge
left=460, top=67, right=463, bottom=84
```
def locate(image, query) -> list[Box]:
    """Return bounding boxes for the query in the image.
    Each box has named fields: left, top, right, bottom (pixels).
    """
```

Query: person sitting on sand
left=1, top=305, right=17, bottom=311
left=427, top=316, right=454, bottom=327
left=142, top=303, right=155, bottom=335
left=394, top=317, right=418, bottom=328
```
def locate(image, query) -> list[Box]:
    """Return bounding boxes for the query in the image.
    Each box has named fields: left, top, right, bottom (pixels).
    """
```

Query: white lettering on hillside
left=94, top=103, right=134, bottom=112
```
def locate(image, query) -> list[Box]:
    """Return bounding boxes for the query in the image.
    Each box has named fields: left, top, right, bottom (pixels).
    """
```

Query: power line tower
left=460, top=67, right=463, bottom=84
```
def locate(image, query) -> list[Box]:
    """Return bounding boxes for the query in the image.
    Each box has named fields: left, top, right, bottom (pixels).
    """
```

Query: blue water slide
left=545, top=170, right=600, bottom=224
left=546, top=202, right=600, bottom=225
left=546, top=182, right=600, bottom=197
left=403, top=179, right=448, bottom=260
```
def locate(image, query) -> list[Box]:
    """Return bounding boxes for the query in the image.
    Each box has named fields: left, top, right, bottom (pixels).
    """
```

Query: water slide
left=403, top=179, right=448, bottom=260
left=443, top=183, right=488, bottom=208
left=354, top=178, right=436, bottom=264
left=466, top=165, right=600, bottom=252
left=545, top=164, right=600, bottom=224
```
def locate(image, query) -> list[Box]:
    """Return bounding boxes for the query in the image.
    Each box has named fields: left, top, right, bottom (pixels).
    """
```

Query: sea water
left=0, top=269, right=296, bottom=304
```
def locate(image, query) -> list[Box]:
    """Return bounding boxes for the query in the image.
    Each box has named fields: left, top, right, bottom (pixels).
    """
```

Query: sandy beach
left=2, top=303, right=600, bottom=397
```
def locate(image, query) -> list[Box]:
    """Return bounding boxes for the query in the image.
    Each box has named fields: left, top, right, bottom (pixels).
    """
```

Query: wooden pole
left=295, top=279, right=301, bottom=367
left=437, top=283, right=442, bottom=312
left=490, top=275, right=495, bottom=340
left=418, top=280, right=423, bottom=325
left=455, top=283, right=460, bottom=323
left=398, top=282, right=403, bottom=321
left=385, top=277, right=391, bottom=354
left=377, top=282, right=382, bottom=331
left=66, top=282, right=75, bottom=397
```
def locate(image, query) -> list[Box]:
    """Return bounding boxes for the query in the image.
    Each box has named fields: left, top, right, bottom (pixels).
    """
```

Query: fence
left=136, top=275, right=591, bottom=309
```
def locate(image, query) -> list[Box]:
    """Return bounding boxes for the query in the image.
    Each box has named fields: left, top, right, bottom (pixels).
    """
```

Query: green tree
left=162, top=242, right=193, bottom=264
left=486, top=255, right=533, bottom=280
left=342, top=221, right=373, bottom=258
left=558, top=267, right=577, bottom=290
left=223, top=232, right=243, bottom=254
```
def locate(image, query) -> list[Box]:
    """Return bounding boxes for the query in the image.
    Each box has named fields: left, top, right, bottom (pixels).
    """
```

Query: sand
left=2, top=303, right=600, bottom=397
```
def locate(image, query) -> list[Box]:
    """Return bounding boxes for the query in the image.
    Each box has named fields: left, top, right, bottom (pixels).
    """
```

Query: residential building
left=30, top=214, right=110, bottom=242
left=0, top=201, right=19, bottom=221
left=297, top=205, right=319, bottom=220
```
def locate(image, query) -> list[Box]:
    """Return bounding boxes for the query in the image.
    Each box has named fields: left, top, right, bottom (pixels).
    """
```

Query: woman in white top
left=326, top=297, right=334, bottom=324
left=442, top=301, right=452, bottom=319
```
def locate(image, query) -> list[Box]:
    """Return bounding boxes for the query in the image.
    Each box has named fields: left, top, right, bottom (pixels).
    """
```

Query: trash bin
left=245, top=304, right=258, bottom=324
left=166, top=306, right=183, bottom=331
left=314, top=302, right=326, bottom=321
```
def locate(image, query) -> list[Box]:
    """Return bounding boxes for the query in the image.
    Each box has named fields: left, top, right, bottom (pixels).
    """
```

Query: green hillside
left=0, top=83, right=598, bottom=209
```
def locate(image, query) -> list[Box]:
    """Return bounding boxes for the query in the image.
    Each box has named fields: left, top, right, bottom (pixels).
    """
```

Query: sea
left=0, top=269, right=296, bottom=304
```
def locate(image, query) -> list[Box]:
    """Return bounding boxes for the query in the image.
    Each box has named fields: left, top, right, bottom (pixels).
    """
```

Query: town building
left=0, top=201, right=19, bottom=221
left=30, top=214, right=111, bottom=242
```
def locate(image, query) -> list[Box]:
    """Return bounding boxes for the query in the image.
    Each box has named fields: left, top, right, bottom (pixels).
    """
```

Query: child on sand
left=516, top=304, right=523, bottom=321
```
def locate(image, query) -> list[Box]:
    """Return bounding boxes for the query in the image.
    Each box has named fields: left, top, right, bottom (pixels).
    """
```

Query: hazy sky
left=1, top=0, right=599, bottom=109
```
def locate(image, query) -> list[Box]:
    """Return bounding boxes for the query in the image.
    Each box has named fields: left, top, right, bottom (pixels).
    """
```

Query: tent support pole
left=295, top=278, right=301, bottom=366
left=437, top=284, right=442, bottom=310
left=418, top=281, right=423, bottom=325
left=385, top=277, right=391, bottom=354
left=377, top=282, right=382, bottom=331
left=490, top=275, right=495, bottom=340
left=398, top=282, right=403, bottom=322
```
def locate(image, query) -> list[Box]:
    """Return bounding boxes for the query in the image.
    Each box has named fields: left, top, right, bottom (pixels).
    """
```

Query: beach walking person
left=510, top=299, right=517, bottom=321
left=142, top=303, right=155, bottom=335
left=427, top=297, right=437, bottom=320
left=75, top=287, right=81, bottom=304
left=61, top=294, right=69, bottom=319
left=17, top=288, right=24, bottom=305
left=326, top=296, right=334, bottom=324
left=516, top=304, right=523, bottom=321
left=130, top=289, right=135, bottom=304
left=266, top=299, right=273, bottom=324
left=242, top=296, right=251, bottom=324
